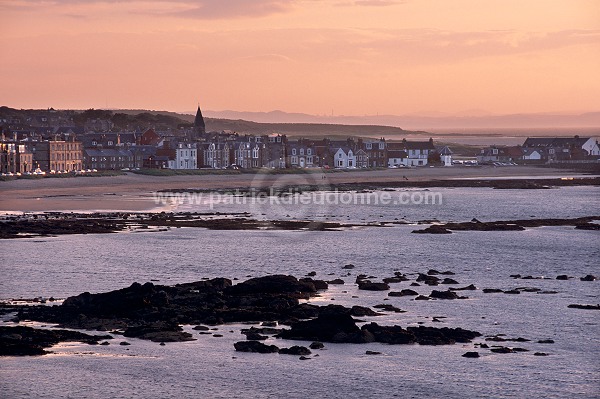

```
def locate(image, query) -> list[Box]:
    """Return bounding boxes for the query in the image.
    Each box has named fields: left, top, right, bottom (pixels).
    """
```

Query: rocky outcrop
left=411, top=216, right=600, bottom=234
left=277, top=307, right=481, bottom=345
left=0, top=326, right=112, bottom=356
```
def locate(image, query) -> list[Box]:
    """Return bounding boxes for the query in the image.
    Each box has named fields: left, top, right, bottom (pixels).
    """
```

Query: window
left=379, top=142, right=385, bottom=149
left=307, top=149, right=312, bottom=155
left=292, top=148, right=297, bottom=155
left=300, top=148, right=304, bottom=155
left=366, top=143, right=372, bottom=149
left=291, top=156, right=298, bottom=164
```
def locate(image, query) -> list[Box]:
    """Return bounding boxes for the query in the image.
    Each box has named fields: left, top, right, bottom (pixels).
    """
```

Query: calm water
left=1, top=187, right=599, bottom=398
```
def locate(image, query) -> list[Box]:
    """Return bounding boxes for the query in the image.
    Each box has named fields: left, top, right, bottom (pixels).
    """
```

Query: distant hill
left=110, top=109, right=427, bottom=138
left=0, top=106, right=427, bottom=140
left=202, top=109, right=600, bottom=130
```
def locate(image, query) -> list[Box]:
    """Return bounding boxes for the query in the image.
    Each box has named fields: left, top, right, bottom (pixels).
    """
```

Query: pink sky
left=0, top=0, right=599, bottom=116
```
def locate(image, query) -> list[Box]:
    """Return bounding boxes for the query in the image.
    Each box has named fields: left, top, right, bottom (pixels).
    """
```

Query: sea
left=0, top=186, right=599, bottom=398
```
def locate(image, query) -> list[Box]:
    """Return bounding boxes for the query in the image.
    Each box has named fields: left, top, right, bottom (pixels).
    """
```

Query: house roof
left=523, top=136, right=591, bottom=148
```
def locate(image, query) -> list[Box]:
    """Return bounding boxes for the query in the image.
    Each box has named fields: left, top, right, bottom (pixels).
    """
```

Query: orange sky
left=0, top=0, right=599, bottom=116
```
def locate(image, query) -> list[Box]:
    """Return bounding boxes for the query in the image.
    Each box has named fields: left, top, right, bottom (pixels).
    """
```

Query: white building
left=168, top=143, right=197, bottom=169
left=334, top=147, right=356, bottom=168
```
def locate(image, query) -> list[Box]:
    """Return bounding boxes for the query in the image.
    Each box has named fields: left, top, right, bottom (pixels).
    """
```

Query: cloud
left=0, top=0, right=297, bottom=19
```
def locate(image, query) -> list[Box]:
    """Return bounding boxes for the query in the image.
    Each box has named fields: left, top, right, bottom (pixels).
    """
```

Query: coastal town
left=0, top=105, right=598, bottom=176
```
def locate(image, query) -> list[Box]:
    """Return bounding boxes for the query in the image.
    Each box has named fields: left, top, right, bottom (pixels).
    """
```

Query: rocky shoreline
left=2, top=211, right=598, bottom=239
left=0, top=212, right=372, bottom=239
left=3, top=270, right=594, bottom=358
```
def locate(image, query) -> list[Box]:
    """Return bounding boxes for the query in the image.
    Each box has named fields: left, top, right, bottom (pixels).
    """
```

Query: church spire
left=194, top=104, right=206, bottom=135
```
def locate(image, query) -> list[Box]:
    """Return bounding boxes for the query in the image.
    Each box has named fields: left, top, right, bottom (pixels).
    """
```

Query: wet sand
left=0, top=166, right=594, bottom=212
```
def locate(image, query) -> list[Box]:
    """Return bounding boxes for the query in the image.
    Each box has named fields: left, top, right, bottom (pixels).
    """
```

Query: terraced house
left=29, top=138, right=83, bottom=172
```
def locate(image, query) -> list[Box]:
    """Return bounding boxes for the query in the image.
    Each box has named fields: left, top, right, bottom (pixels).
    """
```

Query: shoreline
left=0, top=166, right=598, bottom=212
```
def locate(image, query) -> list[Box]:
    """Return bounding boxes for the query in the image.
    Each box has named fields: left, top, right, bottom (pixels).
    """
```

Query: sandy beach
left=0, top=166, right=595, bottom=212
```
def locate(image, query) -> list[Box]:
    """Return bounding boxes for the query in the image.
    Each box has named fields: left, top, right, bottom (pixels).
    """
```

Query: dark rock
left=567, top=304, right=600, bottom=310
left=233, top=341, right=279, bottom=353
left=279, top=346, right=311, bottom=356
left=410, top=282, right=420, bottom=287
left=388, top=289, right=418, bottom=297
left=299, top=278, right=328, bottom=291
left=357, top=281, right=390, bottom=291
left=427, top=269, right=442, bottom=275
left=580, top=275, right=597, bottom=281
left=414, top=295, right=431, bottom=300
left=343, top=264, right=355, bottom=269
left=556, top=275, right=570, bottom=280
left=193, top=325, right=209, bottom=331
left=226, top=275, right=316, bottom=296
left=245, top=332, right=268, bottom=341
left=372, top=304, right=405, bottom=313
left=327, top=279, right=345, bottom=285
left=241, top=326, right=282, bottom=335
left=307, top=271, right=316, bottom=277
left=537, top=339, right=554, bottom=344
left=503, top=290, right=521, bottom=294
left=383, top=277, right=407, bottom=284
left=534, top=352, right=549, bottom=356
left=365, top=350, right=381, bottom=355
left=429, top=290, right=466, bottom=300
left=277, top=312, right=370, bottom=343
left=490, top=347, right=514, bottom=353
left=309, top=341, right=324, bottom=350
left=0, top=326, right=114, bottom=356
left=483, top=288, right=503, bottom=293
left=350, top=305, right=382, bottom=317
left=123, top=322, right=195, bottom=342
left=119, top=341, right=131, bottom=346
left=462, top=351, right=480, bottom=358
left=261, top=321, right=277, bottom=327
left=299, top=356, right=310, bottom=360
left=416, top=274, right=440, bottom=285
left=449, top=284, right=477, bottom=291
left=412, top=225, right=452, bottom=234
left=363, top=323, right=481, bottom=345
left=512, top=347, right=529, bottom=352
left=575, top=223, right=600, bottom=230
left=441, top=278, right=459, bottom=285
left=515, top=287, right=541, bottom=292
